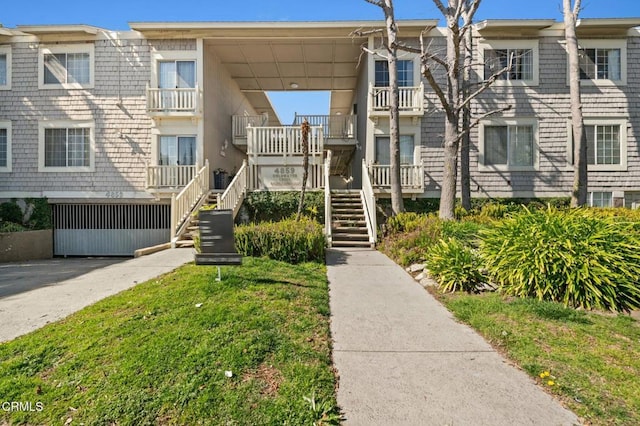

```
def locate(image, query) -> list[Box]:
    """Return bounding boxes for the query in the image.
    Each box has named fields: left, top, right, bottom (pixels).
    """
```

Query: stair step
left=331, top=240, right=373, bottom=248
left=332, top=233, right=370, bottom=240
left=332, top=226, right=368, bottom=233
left=333, top=219, right=366, bottom=225
left=175, top=240, right=195, bottom=248
left=331, top=206, right=364, bottom=213
left=333, top=214, right=365, bottom=219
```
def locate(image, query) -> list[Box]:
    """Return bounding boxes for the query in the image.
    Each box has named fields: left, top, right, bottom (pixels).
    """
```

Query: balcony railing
left=369, top=82, right=424, bottom=114
left=247, top=126, right=324, bottom=157
left=293, top=114, right=357, bottom=139
left=232, top=114, right=270, bottom=141
left=146, top=165, right=198, bottom=190
left=368, top=164, right=424, bottom=191
left=147, top=85, right=199, bottom=114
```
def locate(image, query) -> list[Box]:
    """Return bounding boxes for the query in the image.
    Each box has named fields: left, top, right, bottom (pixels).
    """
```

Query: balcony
left=368, top=163, right=425, bottom=194
left=292, top=114, right=357, bottom=141
left=146, top=85, right=200, bottom=117
left=232, top=115, right=270, bottom=146
left=369, top=82, right=424, bottom=117
left=146, top=165, right=198, bottom=191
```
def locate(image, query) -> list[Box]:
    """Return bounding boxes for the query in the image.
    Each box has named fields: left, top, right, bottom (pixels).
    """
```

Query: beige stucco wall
left=203, top=46, right=257, bottom=180
left=0, top=230, right=52, bottom=263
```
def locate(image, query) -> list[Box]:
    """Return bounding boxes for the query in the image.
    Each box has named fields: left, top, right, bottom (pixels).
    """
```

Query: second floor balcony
left=146, top=84, right=201, bottom=117
left=369, top=82, right=424, bottom=117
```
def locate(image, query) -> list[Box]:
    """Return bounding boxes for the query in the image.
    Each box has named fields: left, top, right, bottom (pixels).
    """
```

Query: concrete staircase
left=330, top=191, right=373, bottom=248
left=175, top=191, right=219, bottom=248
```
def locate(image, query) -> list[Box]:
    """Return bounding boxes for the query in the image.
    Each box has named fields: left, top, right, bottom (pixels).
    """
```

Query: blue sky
left=3, top=0, right=638, bottom=122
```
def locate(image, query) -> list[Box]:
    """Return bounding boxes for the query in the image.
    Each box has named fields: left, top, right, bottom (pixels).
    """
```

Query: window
left=0, top=121, right=11, bottom=172
left=480, top=119, right=537, bottom=171
left=39, top=44, right=94, bottom=89
left=375, top=60, right=414, bottom=87
left=579, top=48, right=620, bottom=80
left=572, top=40, right=626, bottom=85
left=589, top=192, right=612, bottom=208
left=567, top=118, right=627, bottom=171
left=0, top=46, right=10, bottom=90
left=375, top=135, right=415, bottom=165
left=478, top=40, right=539, bottom=86
left=38, top=121, right=94, bottom=172
left=484, top=49, right=533, bottom=81
left=159, top=136, right=196, bottom=166
left=586, top=124, right=620, bottom=165
left=158, top=60, right=196, bottom=89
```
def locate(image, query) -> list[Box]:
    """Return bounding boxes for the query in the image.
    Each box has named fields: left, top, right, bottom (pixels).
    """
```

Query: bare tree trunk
left=296, top=119, right=310, bottom=221
left=564, top=0, right=588, bottom=207
left=460, top=10, right=473, bottom=212
left=438, top=3, right=461, bottom=220
left=383, top=0, right=405, bottom=215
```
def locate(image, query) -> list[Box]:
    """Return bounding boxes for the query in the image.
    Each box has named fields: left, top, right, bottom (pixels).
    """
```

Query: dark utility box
left=194, top=209, right=242, bottom=265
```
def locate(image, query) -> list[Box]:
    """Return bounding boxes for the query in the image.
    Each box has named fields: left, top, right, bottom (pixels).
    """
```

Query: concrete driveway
left=0, top=249, right=194, bottom=342
left=0, top=258, right=124, bottom=298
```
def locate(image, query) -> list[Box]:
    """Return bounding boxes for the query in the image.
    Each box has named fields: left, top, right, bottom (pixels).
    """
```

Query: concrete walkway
left=0, top=248, right=194, bottom=342
left=327, top=248, right=580, bottom=426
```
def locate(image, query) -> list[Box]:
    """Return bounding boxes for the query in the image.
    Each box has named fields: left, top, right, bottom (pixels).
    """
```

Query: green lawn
left=435, top=292, right=640, bottom=426
left=0, top=258, right=339, bottom=425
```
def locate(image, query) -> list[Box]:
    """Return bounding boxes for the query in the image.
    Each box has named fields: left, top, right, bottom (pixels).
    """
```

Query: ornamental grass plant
left=481, top=207, right=640, bottom=312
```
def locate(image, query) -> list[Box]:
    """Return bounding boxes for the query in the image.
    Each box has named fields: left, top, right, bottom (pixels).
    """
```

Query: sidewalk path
left=327, top=248, right=580, bottom=426
left=0, top=249, right=194, bottom=342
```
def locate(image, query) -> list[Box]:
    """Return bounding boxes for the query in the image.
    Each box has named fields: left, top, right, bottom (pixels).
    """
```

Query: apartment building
left=0, top=18, right=638, bottom=255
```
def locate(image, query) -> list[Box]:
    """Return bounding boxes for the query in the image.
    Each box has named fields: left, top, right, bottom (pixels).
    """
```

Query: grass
left=0, top=257, right=339, bottom=425
left=435, top=291, right=640, bottom=426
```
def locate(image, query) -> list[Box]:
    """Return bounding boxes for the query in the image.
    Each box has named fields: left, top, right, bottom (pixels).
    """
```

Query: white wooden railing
left=293, top=114, right=357, bottom=139
left=247, top=126, right=324, bottom=157
left=324, top=150, right=332, bottom=247
left=361, top=160, right=377, bottom=246
left=368, top=164, right=424, bottom=190
left=232, top=114, right=269, bottom=140
left=369, top=82, right=424, bottom=113
left=216, top=160, right=248, bottom=218
left=147, top=84, right=199, bottom=113
left=146, top=165, right=198, bottom=189
left=170, top=160, right=209, bottom=243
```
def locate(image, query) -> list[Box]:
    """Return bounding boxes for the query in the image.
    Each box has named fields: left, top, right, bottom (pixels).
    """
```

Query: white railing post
left=216, top=160, right=248, bottom=218
left=170, top=193, right=177, bottom=245
left=324, top=150, right=332, bottom=247
left=361, top=159, right=377, bottom=246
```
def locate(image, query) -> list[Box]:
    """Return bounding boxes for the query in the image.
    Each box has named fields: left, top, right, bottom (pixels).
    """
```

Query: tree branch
left=420, top=34, right=454, bottom=118
left=454, top=105, right=512, bottom=144
left=458, top=53, right=513, bottom=113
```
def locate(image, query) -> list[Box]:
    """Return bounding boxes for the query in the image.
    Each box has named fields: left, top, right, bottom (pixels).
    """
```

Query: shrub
left=0, top=201, right=23, bottom=224
left=0, top=222, right=27, bottom=233
left=426, top=238, right=485, bottom=293
left=441, top=220, right=485, bottom=248
left=24, top=198, right=52, bottom=230
left=481, top=207, right=640, bottom=312
left=234, top=216, right=325, bottom=264
left=378, top=214, right=443, bottom=266
left=242, top=191, right=324, bottom=224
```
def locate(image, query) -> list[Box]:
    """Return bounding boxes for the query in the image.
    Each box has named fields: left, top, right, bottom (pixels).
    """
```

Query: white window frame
left=0, top=45, right=11, bottom=90
left=0, top=120, right=11, bottom=172
left=150, top=50, right=198, bottom=89
left=479, top=117, right=539, bottom=172
left=38, top=44, right=95, bottom=90
left=158, top=135, right=198, bottom=166
left=477, top=40, right=539, bottom=87
left=588, top=191, right=613, bottom=208
left=370, top=50, right=420, bottom=89
left=38, top=120, right=95, bottom=172
left=566, top=118, right=628, bottom=171
left=370, top=119, right=421, bottom=166
left=570, top=39, right=627, bottom=86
